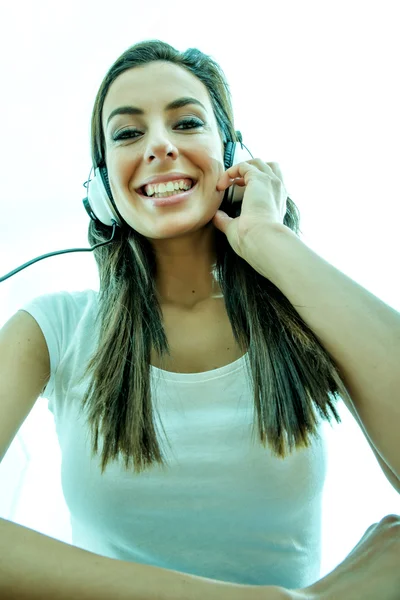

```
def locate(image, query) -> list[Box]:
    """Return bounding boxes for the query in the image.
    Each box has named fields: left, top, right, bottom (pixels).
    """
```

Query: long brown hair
left=79, top=39, right=348, bottom=474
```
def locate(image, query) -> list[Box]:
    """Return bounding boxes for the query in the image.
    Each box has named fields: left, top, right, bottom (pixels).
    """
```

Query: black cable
left=0, top=221, right=118, bottom=283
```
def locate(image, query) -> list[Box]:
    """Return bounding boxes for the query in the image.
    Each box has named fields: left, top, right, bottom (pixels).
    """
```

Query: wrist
left=289, top=581, right=324, bottom=599
left=209, top=581, right=299, bottom=600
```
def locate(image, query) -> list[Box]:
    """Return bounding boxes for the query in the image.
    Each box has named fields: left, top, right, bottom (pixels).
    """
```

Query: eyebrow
left=106, top=96, right=207, bottom=127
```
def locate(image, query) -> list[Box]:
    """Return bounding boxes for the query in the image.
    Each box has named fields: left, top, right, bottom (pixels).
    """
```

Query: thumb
left=212, top=210, right=232, bottom=233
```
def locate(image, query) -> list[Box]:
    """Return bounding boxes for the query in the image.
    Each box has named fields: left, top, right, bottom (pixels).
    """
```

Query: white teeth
left=143, top=178, right=193, bottom=196
left=146, top=183, right=155, bottom=195
left=154, top=189, right=188, bottom=198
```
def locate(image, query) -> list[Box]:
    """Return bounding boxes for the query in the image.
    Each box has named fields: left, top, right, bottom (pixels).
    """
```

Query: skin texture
left=102, top=61, right=227, bottom=308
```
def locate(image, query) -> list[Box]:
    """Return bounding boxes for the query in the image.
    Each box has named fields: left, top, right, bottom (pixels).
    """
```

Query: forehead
left=102, top=61, right=213, bottom=127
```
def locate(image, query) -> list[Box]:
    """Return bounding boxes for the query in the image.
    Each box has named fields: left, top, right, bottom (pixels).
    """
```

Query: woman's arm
left=0, top=517, right=289, bottom=600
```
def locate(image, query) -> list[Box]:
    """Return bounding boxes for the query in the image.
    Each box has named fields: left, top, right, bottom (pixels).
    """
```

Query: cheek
left=197, top=147, right=225, bottom=179
left=108, top=155, right=139, bottom=191
left=206, top=156, right=226, bottom=183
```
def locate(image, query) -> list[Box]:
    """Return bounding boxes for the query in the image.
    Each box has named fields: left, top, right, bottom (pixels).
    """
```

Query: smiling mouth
left=137, top=179, right=196, bottom=199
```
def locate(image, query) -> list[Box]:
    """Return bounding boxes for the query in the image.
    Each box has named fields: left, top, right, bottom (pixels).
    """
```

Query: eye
left=113, top=117, right=204, bottom=141
left=175, top=117, right=204, bottom=130
left=113, top=129, right=140, bottom=141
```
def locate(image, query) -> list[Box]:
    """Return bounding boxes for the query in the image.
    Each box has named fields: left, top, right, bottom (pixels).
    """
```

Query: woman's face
left=101, top=61, right=226, bottom=240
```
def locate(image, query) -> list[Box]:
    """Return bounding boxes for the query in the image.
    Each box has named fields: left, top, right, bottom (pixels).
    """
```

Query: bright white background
left=0, top=0, right=399, bottom=582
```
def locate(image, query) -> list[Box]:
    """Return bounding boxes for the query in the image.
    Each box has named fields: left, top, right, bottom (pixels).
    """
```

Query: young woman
left=1, top=39, right=399, bottom=600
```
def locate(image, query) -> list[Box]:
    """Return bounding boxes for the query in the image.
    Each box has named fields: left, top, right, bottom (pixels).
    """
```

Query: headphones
left=82, top=132, right=254, bottom=228
left=0, top=134, right=254, bottom=282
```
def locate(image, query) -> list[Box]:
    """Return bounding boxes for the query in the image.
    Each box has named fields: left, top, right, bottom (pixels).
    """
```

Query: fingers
left=217, top=159, right=279, bottom=192
left=227, top=159, right=269, bottom=179
left=216, top=177, right=246, bottom=191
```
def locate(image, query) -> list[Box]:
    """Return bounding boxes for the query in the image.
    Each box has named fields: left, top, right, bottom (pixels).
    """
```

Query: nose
left=144, top=135, right=179, bottom=164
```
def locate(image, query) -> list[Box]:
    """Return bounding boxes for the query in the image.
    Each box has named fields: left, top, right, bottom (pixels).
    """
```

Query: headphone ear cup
left=82, top=167, right=123, bottom=227
left=223, top=142, right=235, bottom=170
left=222, top=141, right=253, bottom=204
left=99, top=166, right=111, bottom=197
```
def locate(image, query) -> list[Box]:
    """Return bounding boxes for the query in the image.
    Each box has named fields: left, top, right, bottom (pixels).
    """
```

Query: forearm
left=0, top=517, right=288, bottom=600
left=243, top=223, right=400, bottom=479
